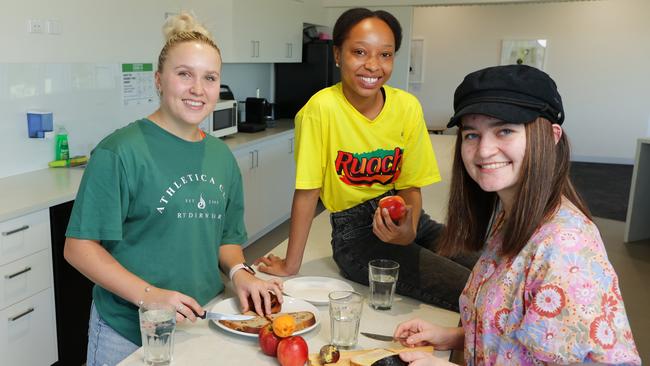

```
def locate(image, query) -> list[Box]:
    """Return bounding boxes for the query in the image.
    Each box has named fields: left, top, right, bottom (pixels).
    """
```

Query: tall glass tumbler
left=328, top=291, right=363, bottom=349
left=139, top=302, right=176, bottom=365
left=368, top=259, right=400, bottom=310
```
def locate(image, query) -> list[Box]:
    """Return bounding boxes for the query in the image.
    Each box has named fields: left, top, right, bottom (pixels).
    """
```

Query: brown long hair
left=437, top=117, right=590, bottom=258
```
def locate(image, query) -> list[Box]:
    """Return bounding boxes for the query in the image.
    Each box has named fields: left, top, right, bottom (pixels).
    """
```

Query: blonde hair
left=157, top=11, right=221, bottom=72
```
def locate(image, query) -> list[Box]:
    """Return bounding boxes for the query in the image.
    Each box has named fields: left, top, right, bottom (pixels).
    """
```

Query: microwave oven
left=201, top=100, right=238, bottom=138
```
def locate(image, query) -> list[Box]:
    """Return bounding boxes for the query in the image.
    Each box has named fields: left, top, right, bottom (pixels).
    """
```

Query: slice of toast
left=268, top=311, right=317, bottom=332
left=350, top=349, right=397, bottom=366
left=219, top=311, right=316, bottom=335
left=218, top=311, right=271, bottom=334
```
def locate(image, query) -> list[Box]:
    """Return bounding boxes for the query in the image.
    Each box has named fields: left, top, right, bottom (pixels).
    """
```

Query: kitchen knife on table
left=196, top=311, right=255, bottom=321
left=361, top=331, right=407, bottom=342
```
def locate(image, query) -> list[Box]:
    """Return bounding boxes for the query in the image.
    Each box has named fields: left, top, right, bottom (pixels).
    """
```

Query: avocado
left=370, top=355, right=407, bottom=366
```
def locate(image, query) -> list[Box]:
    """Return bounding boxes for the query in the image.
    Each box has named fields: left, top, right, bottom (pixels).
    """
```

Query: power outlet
left=46, top=19, right=61, bottom=35
left=28, top=19, right=44, bottom=34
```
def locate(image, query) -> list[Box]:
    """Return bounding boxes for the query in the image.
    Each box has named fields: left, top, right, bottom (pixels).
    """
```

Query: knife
left=361, top=332, right=407, bottom=342
left=195, top=310, right=255, bottom=321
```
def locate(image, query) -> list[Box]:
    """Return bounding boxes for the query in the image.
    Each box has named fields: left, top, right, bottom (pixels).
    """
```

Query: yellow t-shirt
left=295, top=83, right=440, bottom=212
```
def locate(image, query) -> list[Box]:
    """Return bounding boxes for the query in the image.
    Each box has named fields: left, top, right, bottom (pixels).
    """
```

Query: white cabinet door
left=264, top=1, right=303, bottom=63
left=231, top=0, right=303, bottom=63
left=0, top=288, right=58, bottom=366
left=257, top=134, right=295, bottom=224
left=233, top=132, right=296, bottom=245
left=234, top=148, right=264, bottom=241
left=0, top=209, right=50, bottom=266
left=0, top=249, right=52, bottom=309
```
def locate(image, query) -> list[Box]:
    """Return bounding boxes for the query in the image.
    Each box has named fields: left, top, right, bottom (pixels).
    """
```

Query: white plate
left=211, top=296, right=320, bottom=338
left=283, top=276, right=354, bottom=305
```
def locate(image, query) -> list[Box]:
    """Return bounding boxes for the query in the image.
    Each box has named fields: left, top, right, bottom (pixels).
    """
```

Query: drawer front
left=0, top=288, right=58, bottom=366
left=0, top=209, right=51, bottom=266
left=0, top=249, right=53, bottom=309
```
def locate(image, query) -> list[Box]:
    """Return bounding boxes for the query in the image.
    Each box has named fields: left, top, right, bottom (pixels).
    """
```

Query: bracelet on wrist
left=228, top=263, right=256, bottom=282
left=137, top=286, right=152, bottom=307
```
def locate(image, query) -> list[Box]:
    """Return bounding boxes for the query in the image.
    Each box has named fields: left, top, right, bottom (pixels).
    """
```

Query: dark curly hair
left=333, top=8, right=402, bottom=52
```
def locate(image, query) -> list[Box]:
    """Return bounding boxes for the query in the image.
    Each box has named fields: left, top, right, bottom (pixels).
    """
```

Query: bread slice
left=218, top=311, right=316, bottom=335
left=350, top=349, right=397, bottom=366
left=268, top=311, right=317, bottom=331
left=217, top=311, right=270, bottom=334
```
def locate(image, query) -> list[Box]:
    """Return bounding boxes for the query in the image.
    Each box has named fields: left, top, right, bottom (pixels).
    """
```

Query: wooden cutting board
left=308, top=346, right=434, bottom=366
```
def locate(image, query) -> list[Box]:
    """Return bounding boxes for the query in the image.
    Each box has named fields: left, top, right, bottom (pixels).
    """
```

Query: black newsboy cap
left=447, top=65, right=564, bottom=128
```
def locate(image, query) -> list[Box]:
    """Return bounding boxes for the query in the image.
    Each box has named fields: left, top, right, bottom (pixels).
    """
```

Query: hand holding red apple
left=379, top=195, right=407, bottom=223
left=373, top=195, right=416, bottom=245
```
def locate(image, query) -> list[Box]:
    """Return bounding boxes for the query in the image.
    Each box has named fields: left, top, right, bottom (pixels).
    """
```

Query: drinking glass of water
left=328, top=291, right=363, bottom=349
left=139, top=302, right=176, bottom=366
left=368, top=259, right=400, bottom=310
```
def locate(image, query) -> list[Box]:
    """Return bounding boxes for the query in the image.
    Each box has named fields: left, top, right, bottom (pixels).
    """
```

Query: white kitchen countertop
left=0, top=167, right=85, bottom=222
left=118, top=134, right=460, bottom=365
left=223, top=119, right=295, bottom=152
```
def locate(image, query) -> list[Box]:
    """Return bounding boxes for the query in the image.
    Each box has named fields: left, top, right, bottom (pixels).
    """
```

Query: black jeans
left=330, top=191, right=479, bottom=312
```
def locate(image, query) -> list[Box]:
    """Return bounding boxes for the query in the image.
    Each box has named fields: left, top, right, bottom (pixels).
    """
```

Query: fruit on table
left=272, top=314, right=297, bottom=337
left=259, top=324, right=282, bottom=357
left=378, top=195, right=407, bottom=222
left=277, top=336, right=308, bottom=366
left=319, top=344, right=340, bottom=363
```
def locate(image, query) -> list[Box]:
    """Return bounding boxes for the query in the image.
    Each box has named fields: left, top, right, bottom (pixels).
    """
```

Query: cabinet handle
left=8, top=307, right=34, bottom=322
left=4, top=266, right=32, bottom=279
left=251, top=40, right=256, bottom=58
left=256, top=41, right=260, bottom=58
left=250, top=151, right=255, bottom=169
left=255, top=150, right=260, bottom=168
left=2, top=225, right=29, bottom=236
left=289, top=138, right=294, bottom=153
left=286, top=43, right=292, bottom=58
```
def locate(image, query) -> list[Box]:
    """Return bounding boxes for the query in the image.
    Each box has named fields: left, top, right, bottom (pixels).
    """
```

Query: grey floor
left=244, top=214, right=649, bottom=362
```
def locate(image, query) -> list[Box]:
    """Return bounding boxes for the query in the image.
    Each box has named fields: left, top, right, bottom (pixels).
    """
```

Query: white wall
left=409, top=0, right=650, bottom=164
left=326, top=6, right=413, bottom=90
left=0, top=0, right=272, bottom=179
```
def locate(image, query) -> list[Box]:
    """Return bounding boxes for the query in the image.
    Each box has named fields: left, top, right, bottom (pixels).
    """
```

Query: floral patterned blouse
left=459, top=199, right=641, bottom=365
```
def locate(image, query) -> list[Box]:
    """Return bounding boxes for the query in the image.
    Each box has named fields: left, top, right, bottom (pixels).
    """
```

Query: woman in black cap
left=393, top=65, right=640, bottom=365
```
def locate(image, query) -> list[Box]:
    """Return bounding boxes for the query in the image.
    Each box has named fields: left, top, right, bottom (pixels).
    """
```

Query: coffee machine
left=238, top=97, right=269, bottom=133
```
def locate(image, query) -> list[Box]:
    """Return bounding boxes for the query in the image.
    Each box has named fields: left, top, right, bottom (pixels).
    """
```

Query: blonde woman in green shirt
left=64, top=12, right=281, bottom=366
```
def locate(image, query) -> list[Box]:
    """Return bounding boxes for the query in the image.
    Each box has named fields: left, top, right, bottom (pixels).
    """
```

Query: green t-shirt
left=66, top=119, right=247, bottom=345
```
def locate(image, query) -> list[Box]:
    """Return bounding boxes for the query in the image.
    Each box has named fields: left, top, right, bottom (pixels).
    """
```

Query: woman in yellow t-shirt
left=255, top=8, right=478, bottom=311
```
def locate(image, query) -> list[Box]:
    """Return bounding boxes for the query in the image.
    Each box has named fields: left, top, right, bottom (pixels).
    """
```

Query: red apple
left=277, top=336, right=308, bottom=366
left=379, top=195, right=407, bottom=222
left=259, top=324, right=281, bottom=357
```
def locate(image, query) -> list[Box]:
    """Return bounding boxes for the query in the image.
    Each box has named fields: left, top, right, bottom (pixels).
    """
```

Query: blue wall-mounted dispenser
left=27, top=110, right=54, bottom=138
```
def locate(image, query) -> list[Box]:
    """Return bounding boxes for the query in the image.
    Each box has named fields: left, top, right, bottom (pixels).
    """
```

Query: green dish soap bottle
left=55, top=126, right=69, bottom=161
